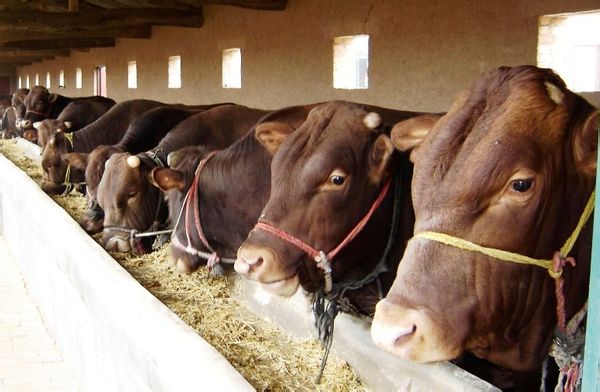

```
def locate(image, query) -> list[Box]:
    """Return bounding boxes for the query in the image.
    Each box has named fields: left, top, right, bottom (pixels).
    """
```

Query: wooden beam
left=0, top=55, right=56, bottom=63
left=202, top=0, right=287, bottom=10
left=0, top=37, right=115, bottom=51
left=0, top=8, right=204, bottom=30
left=0, top=49, right=70, bottom=58
left=68, top=0, right=79, bottom=12
left=0, top=25, right=151, bottom=44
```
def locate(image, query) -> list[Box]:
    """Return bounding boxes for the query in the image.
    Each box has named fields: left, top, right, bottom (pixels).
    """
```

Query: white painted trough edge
left=0, top=154, right=253, bottom=392
left=232, top=280, right=499, bottom=391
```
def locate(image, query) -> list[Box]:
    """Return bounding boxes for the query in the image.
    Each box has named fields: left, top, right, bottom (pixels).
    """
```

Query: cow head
left=40, top=131, right=75, bottom=194
left=97, top=152, right=166, bottom=253
left=12, top=88, right=29, bottom=131
left=74, top=145, right=124, bottom=234
left=371, top=66, right=598, bottom=371
left=33, top=119, right=73, bottom=148
left=235, top=102, right=408, bottom=301
left=148, top=145, right=214, bottom=272
left=21, top=86, right=58, bottom=130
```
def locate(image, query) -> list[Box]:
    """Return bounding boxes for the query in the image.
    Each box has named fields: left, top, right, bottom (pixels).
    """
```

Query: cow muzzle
left=371, top=298, right=462, bottom=363
left=103, top=231, right=132, bottom=253
left=235, top=244, right=300, bottom=297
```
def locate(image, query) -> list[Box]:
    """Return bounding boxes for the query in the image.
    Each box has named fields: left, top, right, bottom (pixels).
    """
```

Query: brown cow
left=371, top=66, right=598, bottom=383
left=149, top=104, right=322, bottom=272
left=33, top=98, right=116, bottom=148
left=97, top=105, right=271, bottom=253
left=234, top=101, right=426, bottom=313
left=20, top=86, right=115, bottom=132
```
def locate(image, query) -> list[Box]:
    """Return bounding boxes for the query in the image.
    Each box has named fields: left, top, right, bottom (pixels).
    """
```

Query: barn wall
left=16, top=0, right=600, bottom=112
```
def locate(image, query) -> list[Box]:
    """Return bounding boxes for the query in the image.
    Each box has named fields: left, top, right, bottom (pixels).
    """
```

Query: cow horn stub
left=127, top=155, right=141, bottom=168
left=33, top=121, right=41, bottom=130
left=64, top=121, right=73, bottom=129
left=544, top=82, right=564, bottom=105
left=364, top=112, right=382, bottom=130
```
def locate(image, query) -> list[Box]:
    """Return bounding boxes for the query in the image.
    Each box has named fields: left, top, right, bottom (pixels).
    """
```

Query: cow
left=147, top=104, right=324, bottom=271
left=12, top=88, right=29, bottom=132
left=97, top=104, right=271, bottom=254
left=370, top=66, right=598, bottom=388
left=0, top=88, right=31, bottom=137
left=20, top=85, right=114, bottom=131
left=32, top=98, right=116, bottom=147
left=72, top=105, right=219, bottom=234
left=233, top=101, right=427, bottom=313
left=40, top=99, right=175, bottom=195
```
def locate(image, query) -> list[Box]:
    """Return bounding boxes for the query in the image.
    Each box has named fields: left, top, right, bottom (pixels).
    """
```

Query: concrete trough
left=0, top=140, right=498, bottom=391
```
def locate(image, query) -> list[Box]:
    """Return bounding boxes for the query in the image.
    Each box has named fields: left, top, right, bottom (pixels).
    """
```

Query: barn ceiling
left=0, top=0, right=288, bottom=67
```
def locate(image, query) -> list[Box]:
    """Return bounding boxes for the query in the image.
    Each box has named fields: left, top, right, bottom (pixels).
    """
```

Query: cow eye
left=329, top=174, right=345, bottom=186
left=510, top=179, right=533, bottom=193
left=128, top=191, right=138, bottom=198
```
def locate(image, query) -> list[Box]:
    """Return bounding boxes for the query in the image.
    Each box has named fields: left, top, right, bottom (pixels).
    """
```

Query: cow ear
left=64, top=153, right=89, bottom=171
left=48, top=93, right=59, bottom=103
left=390, top=114, right=441, bottom=152
left=369, top=134, right=395, bottom=184
left=150, top=167, right=186, bottom=191
left=573, top=109, right=600, bottom=177
left=255, top=121, right=294, bottom=155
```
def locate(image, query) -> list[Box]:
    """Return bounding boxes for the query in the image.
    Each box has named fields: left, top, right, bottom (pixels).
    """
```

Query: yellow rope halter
left=413, top=191, right=595, bottom=279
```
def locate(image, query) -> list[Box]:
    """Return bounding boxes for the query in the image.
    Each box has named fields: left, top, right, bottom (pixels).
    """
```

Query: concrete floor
left=0, top=237, right=79, bottom=392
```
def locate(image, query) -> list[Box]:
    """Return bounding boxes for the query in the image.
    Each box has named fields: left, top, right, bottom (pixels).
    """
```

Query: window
left=168, top=56, right=181, bottom=89
left=35, top=73, right=39, bottom=86
left=18, top=76, right=21, bottom=89
left=538, top=11, right=600, bottom=92
left=25, top=75, right=30, bottom=88
left=75, top=67, right=82, bottom=89
left=128, top=61, right=137, bottom=89
left=59, top=70, right=65, bottom=88
left=222, top=48, right=241, bottom=89
left=333, top=35, right=369, bottom=89
left=94, top=66, right=107, bottom=97
left=46, top=72, right=51, bottom=89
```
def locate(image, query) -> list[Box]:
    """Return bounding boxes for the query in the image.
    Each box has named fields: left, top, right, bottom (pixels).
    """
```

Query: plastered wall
left=16, top=0, right=600, bottom=112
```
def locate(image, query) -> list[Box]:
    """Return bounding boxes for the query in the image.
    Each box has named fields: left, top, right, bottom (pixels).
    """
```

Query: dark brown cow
left=97, top=105, right=270, bottom=253
left=33, top=98, right=116, bottom=148
left=149, top=104, right=322, bottom=272
left=234, top=101, right=426, bottom=313
left=40, top=99, right=172, bottom=194
left=21, top=86, right=115, bottom=132
left=371, top=66, right=598, bottom=381
left=12, top=88, right=29, bottom=132
left=73, top=105, right=220, bottom=234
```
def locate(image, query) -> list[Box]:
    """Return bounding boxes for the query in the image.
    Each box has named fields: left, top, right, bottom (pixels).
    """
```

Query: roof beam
left=0, top=54, right=56, bottom=63
left=0, top=37, right=116, bottom=51
left=0, top=49, right=70, bottom=58
left=202, top=0, right=287, bottom=10
left=0, top=8, right=204, bottom=30
left=0, top=25, right=151, bottom=44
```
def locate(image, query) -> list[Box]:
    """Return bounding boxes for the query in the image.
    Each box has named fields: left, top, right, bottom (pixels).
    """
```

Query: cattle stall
left=1, top=0, right=599, bottom=390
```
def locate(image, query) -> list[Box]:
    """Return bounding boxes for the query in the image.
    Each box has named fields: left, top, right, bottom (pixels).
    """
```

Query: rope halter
left=412, top=191, right=595, bottom=333
left=254, top=177, right=392, bottom=293
left=170, top=151, right=236, bottom=269
left=58, top=132, right=85, bottom=195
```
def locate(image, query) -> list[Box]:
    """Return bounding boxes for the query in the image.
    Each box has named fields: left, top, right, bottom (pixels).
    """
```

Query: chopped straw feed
left=0, top=139, right=366, bottom=391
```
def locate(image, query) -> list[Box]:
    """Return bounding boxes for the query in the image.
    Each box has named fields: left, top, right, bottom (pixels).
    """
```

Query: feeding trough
left=0, top=139, right=497, bottom=391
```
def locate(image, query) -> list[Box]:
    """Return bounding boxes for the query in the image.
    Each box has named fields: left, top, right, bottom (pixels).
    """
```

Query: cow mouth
left=259, top=274, right=300, bottom=296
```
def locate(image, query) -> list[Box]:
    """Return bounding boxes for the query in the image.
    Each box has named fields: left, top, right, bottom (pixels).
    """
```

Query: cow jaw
left=371, top=298, right=463, bottom=362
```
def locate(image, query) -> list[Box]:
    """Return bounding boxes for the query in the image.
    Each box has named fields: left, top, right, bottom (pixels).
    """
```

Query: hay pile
left=0, top=139, right=366, bottom=391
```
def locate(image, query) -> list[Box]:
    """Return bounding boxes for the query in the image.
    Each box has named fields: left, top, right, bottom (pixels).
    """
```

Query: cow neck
left=170, top=151, right=237, bottom=268
left=413, top=190, right=595, bottom=334
left=103, top=152, right=172, bottom=254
